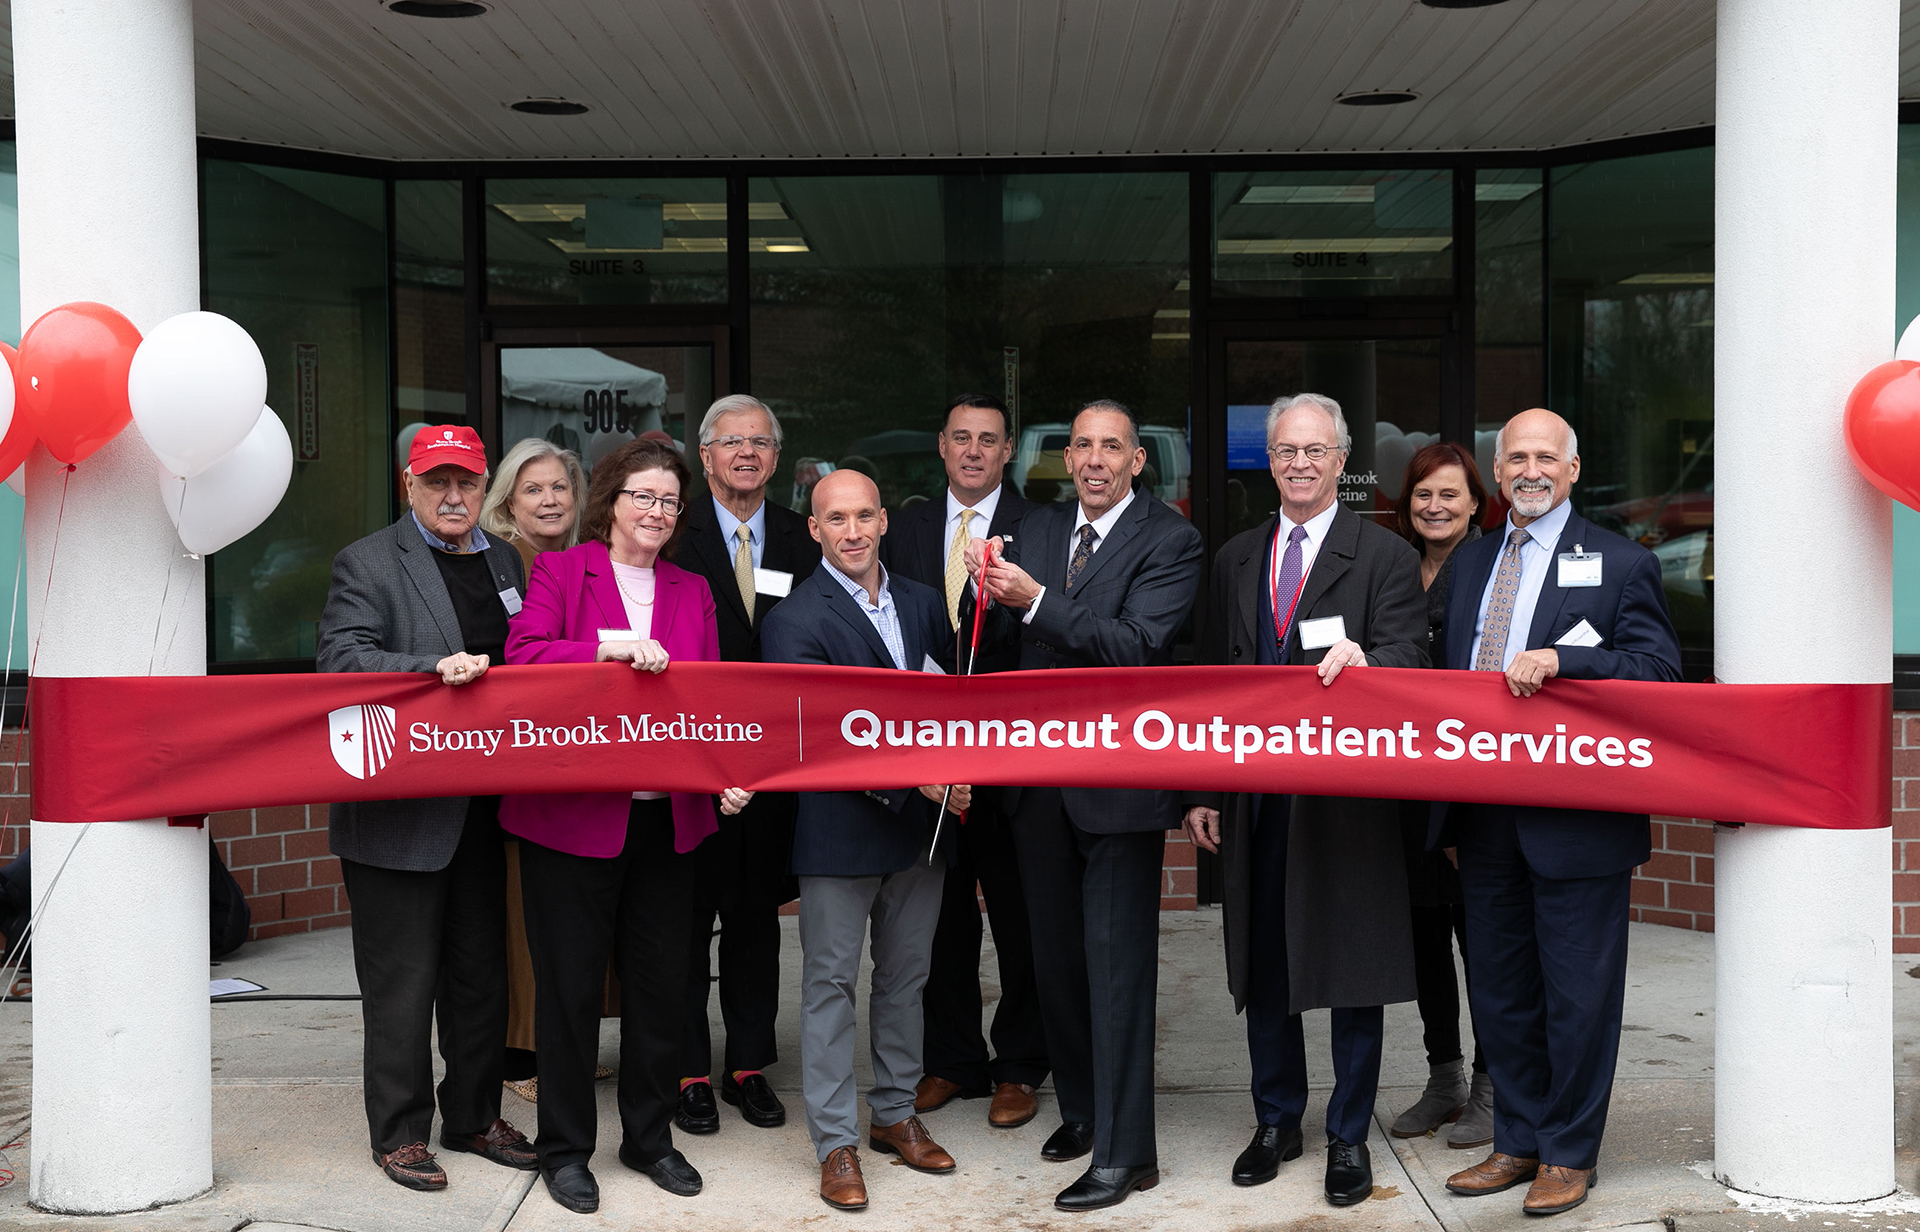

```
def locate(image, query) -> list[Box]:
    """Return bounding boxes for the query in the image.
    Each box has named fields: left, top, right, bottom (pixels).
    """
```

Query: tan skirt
left=505, top=839, right=621, bottom=1052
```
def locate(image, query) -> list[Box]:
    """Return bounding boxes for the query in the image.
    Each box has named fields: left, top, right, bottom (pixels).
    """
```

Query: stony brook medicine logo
left=328, top=704, right=398, bottom=780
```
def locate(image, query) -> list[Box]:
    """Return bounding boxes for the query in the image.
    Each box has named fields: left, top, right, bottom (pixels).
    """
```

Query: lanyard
left=1270, top=529, right=1312, bottom=649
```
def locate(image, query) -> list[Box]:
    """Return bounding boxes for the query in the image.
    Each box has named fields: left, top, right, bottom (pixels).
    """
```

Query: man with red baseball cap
left=318, top=421, right=538, bottom=1192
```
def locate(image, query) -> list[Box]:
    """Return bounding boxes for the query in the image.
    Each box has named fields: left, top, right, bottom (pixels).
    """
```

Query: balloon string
left=10, top=462, right=73, bottom=837
left=0, top=550, right=20, bottom=832
left=146, top=478, right=189, bottom=677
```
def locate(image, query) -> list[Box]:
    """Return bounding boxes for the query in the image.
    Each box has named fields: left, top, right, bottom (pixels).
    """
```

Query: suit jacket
left=1197, top=504, right=1426, bottom=1013
left=881, top=484, right=1034, bottom=675
left=760, top=562, right=955, bottom=877
left=317, top=516, right=527, bottom=872
left=1429, top=507, right=1683, bottom=878
left=670, top=493, right=821, bottom=664
left=497, top=540, right=721, bottom=857
left=970, top=490, right=1205, bottom=834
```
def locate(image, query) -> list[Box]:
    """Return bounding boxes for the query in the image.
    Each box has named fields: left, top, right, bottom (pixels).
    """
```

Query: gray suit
left=317, top=516, right=526, bottom=871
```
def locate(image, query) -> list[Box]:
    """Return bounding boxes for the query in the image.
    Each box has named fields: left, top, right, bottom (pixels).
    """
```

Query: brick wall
left=210, top=805, right=349, bottom=940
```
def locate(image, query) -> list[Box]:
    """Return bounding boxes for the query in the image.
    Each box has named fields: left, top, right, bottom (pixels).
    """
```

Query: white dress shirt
left=1470, top=497, right=1574, bottom=671
left=712, top=495, right=767, bottom=570
left=943, top=484, right=1003, bottom=571
left=1024, top=487, right=1137, bottom=624
left=1267, top=499, right=1341, bottom=636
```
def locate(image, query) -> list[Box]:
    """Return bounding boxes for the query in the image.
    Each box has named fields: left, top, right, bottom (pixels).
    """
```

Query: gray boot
left=1447, top=1069, right=1494, bottom=1148
left=1389, top=1058, right=1468, bottom=1138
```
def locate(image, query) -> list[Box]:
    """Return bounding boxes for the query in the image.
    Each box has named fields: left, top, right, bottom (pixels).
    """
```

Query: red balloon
left=1845, top=360, right=1920, bottom=511
left=0, top=342, right=33, bottom=482
left=16, top=302, right=141, bottom=464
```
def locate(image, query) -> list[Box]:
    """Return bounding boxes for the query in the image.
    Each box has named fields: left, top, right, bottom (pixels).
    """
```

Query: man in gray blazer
left=965, top=400, right=1204, bottom=1212
left=1183, top=394, right=1426, bottom=1206
left=317, top=425, right=534, bottom=1192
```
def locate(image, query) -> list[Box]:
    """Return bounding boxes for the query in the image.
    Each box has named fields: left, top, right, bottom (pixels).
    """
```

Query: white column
left=13, top=0, right=211, bottom=1214
left=1714, top=0, right=1897, bottom=1202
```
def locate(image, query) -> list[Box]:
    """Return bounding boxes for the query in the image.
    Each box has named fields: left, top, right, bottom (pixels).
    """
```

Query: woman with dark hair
left=501, top=437, right=755, bottom=1214
left=1386, top=441, right=1497, bottom=1150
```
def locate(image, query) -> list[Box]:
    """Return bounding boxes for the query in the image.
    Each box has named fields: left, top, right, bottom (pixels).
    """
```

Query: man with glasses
left=669, top=394, right=821, bottom=1136
left=881, top=394, right=1046, bottom=1133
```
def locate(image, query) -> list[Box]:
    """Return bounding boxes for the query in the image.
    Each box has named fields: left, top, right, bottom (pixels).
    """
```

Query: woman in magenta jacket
left=501, top=436, right=753, bottom=1214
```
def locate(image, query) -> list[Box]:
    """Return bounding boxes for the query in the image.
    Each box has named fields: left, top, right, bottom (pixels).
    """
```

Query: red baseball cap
left=409, top=425, right=488, bottom=475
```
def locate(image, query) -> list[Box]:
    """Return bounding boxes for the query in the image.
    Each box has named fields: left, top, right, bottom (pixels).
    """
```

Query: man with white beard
left=1426, top=408, right=1680, bottom=1217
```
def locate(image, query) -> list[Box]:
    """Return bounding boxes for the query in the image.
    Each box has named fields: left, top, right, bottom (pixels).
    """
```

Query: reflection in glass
left=1475, top=169, right=1544, bottom=426
left=395, top=180, right=465, bottom=424
left=1214, top=170, right=1453, bottom=297
left=498, top=345, right=713, bottom=477
left=485, top=178, right=732, bottom=305
left=203, top=161, right=391, bottom=663
left=0, top=142, right=24, bottom=664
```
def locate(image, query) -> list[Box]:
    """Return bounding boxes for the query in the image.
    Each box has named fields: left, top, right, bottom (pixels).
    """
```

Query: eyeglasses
left=1267, top=444, right=1341, bottom=462
left=708, top=434, right=777, bottom=452
left=619, top=491, right=685, bottom=515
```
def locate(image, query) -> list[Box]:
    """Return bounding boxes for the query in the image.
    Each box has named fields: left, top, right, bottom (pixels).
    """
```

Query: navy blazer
left=760, top=561, right=956, bottom=877
left=881, top=484, right=1034, bottom=675
left=1428, top=507, right=1683, bottom=878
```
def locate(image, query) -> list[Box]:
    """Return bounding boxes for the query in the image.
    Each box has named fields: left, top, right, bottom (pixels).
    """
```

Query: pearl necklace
left=613, top=568, right=656, bottom=610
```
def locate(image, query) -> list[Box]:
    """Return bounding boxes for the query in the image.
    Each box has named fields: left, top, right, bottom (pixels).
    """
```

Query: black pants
left=340, top=796, right=506, bottom=1153
left=680, top=793, right=791, bottom=1078
left=921, top=792, right=1049, bottom=1090
left=1409, top=902, right=1486, bottom=1073
left=1012, top=788, right=1163, bottom=1169
left=520, top=799, right=695, bottom=1170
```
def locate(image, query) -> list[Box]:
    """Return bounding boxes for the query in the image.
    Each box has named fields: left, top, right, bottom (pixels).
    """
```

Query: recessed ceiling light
left=387, top=0, right=490, bottom=16
left=1336, top=90, right=1420, bottom=107
left=510, top=99, right=590, bottom=116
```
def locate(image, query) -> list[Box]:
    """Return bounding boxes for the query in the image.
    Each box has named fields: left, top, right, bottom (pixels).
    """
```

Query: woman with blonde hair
left=482, top=438, right=587, bottom=574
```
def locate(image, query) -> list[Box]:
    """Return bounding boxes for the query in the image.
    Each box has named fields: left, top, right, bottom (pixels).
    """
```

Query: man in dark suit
left=317, top=425, right=537, bottom=1191
left=881, top=393, right=1046, bottom=1132
left=761, top=469, right=969, bottom=1212
left=668, top=394, right=821, bottom=1135
left=964, top=399, right=1204, bottom=1211
left=1433, top=408, right=1681, bottom=1217
left=1182, top=393, right=1426, bottom=1205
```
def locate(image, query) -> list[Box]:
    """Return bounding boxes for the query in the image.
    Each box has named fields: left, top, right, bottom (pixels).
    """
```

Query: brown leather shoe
left=374, top=1141, right=447, bottom=1191
left=869, top=1115, right=957, bottom=1174
left=441, top=1117, right=538, bottom=1170
left=914, top=1074, right=964, bottom=1113
left=1445, top=1151, right=1540, bottom=1196
left=988, top=1082, right=1039, bottom=1129
left=1522, top=1164, right=1597, bottom=1215
left=820, top=1145, right=868, bottom=1210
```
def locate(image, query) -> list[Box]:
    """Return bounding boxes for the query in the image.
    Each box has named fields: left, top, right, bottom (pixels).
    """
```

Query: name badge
left=498, top=587, right=523, bottom=616
left=597, top=628, right=637, bottom=642
left=921, top=654, right=946, bottom=675
left=1555, top=618, right=1604, bottom=648
left=1298, top=614, right=1347, bottom=650
left=1557, top=546, right=1602, bottom=589
left=753, top=567, right=793, bottom=598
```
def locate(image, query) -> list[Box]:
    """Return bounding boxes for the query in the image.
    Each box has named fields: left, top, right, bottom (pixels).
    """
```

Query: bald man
left=760, top=470, right=969, bottom=1211
left=1427, top=409, right=1680, bottom=1217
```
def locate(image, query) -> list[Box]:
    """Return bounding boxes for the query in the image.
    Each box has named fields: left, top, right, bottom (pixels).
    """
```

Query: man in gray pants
left=759, top=470, right=968, bottom=1211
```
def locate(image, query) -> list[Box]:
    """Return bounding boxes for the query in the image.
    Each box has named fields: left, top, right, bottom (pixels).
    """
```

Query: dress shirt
left=411, top=511, right=491, bottom=555
left=824, top=561, right=908, bottom=670
left=944, top=484, right=1003, bottom=570
left=1267, top=499, right=1341, bottom=628
left=712, top=495, right=767, bottom=571
left=1470, top=496, right=1574, bottom=671
left=1024, top=487, right=1137, bottom=624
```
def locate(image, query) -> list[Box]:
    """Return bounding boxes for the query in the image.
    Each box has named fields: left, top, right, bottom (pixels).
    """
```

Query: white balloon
left=1898, top=315, right=1920, bottom=363
left=157, top=407, right=292, bottom=554
left=0, top=348, right=16, bottom=451
left=2, top=466, right=21, bottom=498
left=130, top=311, right=267, bottom=479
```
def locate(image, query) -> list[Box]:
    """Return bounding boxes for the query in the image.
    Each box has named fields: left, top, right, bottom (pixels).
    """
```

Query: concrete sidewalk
left=1, top=912, right=1917, bottom=1231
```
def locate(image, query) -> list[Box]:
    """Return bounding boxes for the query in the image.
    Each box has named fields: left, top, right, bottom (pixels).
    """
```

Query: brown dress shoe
left=820, top=1145, right=868, bottom=1210
left=989, top=1082, right=1039, bottom=1129
left=869, top=1115, right=957, bottom=1173
left=1523, top=1165, right=1597, bottom=1215
left=914, top=1074, right=964, bottom=1113
left=374, top=1141, right=446, bottom=1191
left=441, top=1117, right=538, bottom=1170
left=1445, top=1151, right=1540, bottom=1196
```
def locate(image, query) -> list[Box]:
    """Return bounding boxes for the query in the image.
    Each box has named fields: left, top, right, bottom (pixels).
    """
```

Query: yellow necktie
left=945, top=509, right=977, bottom=630
left=734, top=525, right=756, bottom=624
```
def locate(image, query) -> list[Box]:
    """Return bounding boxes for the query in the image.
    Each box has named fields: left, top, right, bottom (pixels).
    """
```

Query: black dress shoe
left=1231, top=1123, right=1304, bottom=1186
left=541, top=1163, right=600, bottom=1214
left=1055, top=1163, right=1160, bottom=1211
left=619, top=1143, right=703, bottom=1197
left=1325, top=1138, right=1373, bottom=1206
left=721, top=1071, right=787, bottom=1128
left=676, top=1081, right=720, bottom=1135
left=1041, top=1121, right=1095, bottom=1162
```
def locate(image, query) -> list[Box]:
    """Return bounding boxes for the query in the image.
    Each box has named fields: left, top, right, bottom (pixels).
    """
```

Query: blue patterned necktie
left=1475, top=527, right=1533, bottom=671
left=1272, top=524, right=1308, bottom=651
left=1065, top=524, right=1098, bottom=590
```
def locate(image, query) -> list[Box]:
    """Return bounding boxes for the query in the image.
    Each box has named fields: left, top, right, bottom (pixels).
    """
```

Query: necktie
left=1065, top=524, right=1098, bottom=590
left=1272, top=524, right=1308, bottom=652
left=1474, top=527, right=1533, bottom=671
left=734, top=525, right=756, bottom=623
left=944, top=509, right=976, bottom=630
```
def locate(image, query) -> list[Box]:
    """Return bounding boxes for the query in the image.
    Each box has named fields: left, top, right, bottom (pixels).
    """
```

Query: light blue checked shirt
left=411, top=511, right=491, bottom=555
left=824, top=561, right=908, bottom=670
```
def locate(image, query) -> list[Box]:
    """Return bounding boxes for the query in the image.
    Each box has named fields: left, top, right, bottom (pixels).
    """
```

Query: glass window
left=1892, top=127, right=1920, bottom=654
left=1547, top=147, right=1714, bottom=678
left=750, top=173, right=1190, bottom=515
left=395, top=180, right=465, bottom=424
left=1475, top=168, right=1544, bottom=439
left=1214, top=170, right=1453, bottom=298
left=0, top=142, right=23, bottom=668
left=202, top=161, right=390, bottom=663
left=498, top=344, right=714, bottom=477
left=485, top=177, right=729, bottom=305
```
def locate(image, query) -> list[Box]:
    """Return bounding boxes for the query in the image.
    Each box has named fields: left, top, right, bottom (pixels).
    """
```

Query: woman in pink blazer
left=501, top=437, right=752, bottom=1214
